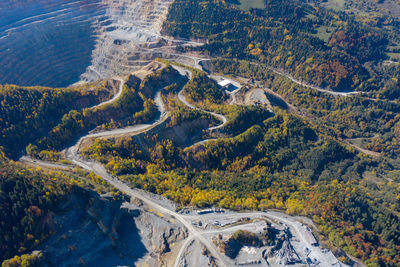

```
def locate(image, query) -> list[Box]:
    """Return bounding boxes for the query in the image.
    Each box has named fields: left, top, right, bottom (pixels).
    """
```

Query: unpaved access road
left=64, top=74, right=229, bottom=267
left=20, top=69, right=346, bottom=267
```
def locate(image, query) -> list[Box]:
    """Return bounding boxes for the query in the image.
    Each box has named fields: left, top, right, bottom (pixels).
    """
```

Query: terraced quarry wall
left=0, top=0, right=174, bottom=87
left=80, top=0, right=175, bottom=83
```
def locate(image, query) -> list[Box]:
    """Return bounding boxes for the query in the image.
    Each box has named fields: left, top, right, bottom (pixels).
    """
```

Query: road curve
left=173, top=66, right=230, bottom=148
left=63, top=75, right=228, bottom=267
left=18, top=69, right=346, bottom=267
left=173, top=235, right=194, bottom=267
left=172, top=65, right=228, bottom=131
left=84, top=92, right=168, bottom=139
left=178, top=89, right=227, bottom=131
left=267, top=67, right=359, bottom=96
left=92, top=78, right=125, bottom=109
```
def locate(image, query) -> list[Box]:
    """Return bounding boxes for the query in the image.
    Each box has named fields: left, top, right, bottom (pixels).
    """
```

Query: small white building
left=218, top=79, right=233, bottom=89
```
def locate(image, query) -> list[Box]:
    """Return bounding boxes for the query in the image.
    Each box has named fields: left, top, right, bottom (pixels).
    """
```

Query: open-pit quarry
left=19, top=63, right=349, bottom=266
left=0, top=0, right=199, bottom=87
left=4, top=1, right=353, bottom=266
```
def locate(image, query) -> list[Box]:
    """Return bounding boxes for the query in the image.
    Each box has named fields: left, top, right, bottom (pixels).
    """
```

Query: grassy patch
left=235, top=0, right=266, bottom=11
left=387, top=52, right=400, bottom=61
left=305, top=12, right=317, bottom=20
left=322, top=0, right=345, bottom=11
left=312, top=26, right=336, bottom=43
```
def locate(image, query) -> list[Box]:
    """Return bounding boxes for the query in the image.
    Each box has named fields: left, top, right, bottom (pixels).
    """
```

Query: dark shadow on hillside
left=38, top=188, right=147, bottom=266
left=225, top=0, right=241, bottom=5
left=264, top=92, right=288, bottom=110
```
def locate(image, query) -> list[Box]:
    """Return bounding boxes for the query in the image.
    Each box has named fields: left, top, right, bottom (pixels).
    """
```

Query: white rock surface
left=80, top=0, right=175, bottom=82
left=0, top=0, right=176, bottom=87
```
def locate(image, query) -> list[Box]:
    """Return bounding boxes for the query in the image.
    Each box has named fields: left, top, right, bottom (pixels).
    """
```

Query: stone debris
left=272, top=239, right=302, bottom=265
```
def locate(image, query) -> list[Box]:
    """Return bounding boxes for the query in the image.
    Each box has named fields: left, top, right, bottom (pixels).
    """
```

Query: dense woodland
left=0, top=83, right=112, bottom=159
left=0, top=148, right=114, bottom=265
left=0, top=151, right=71, bottom=262
left=81, top=109, right=400, bottom=266
left=1, top=0, right=400, bottom=266
left=183, top=71, right=228, bottom=104
left=28, top=66, right=185, bottom=158
left=212, top=58, right=400, bottom=158
left=163, top=0, right=398, bottom=93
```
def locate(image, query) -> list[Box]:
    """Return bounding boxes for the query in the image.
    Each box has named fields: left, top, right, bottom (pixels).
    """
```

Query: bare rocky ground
left=79, top=0, right=206, bottom=84
left=123, top=202, right=187, bottom=267
left=7, top=0, right=361, bottom=265
left=36, top=188, right=186, bottom=267
left=21, top=63, right=350, bottom=267
left=37, top=186, right=348, bottom=267
left=36, top=189, right=147, bottom=266
left=174, top=208, right=348, bottom=267
left=0, top=0, right=204, bottom=87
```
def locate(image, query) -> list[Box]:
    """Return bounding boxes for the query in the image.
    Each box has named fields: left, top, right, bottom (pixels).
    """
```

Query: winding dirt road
left=84, top=91, right=167, bottom=139
left=53, top=72, right=229, bottom=266
left=269, top=67, right=359, bottom=96
left=177, top=89, right=227, bottom=131
left=92, top=77, right=125, bottom=108
left=172, top=66, right=228, bottom=130
left=20, top=69, right=346, bottom=267
left=171, top=64, right=229, bottom=147
left=62, top=75, right=229, bottom=267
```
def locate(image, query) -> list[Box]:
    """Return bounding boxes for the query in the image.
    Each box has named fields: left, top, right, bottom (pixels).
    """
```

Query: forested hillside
left=81, top=109, right=400, bottom=266
left=212, top=59, right=400, bottom=158
left=1, top=0, right=400, bottom=264
left=183, top=71, right=228, bottom=104
left=0, top=83, right=112, bottom=159
left=0, top=151, right=71, bottom=262
left=0, top=147, right=118, bottom=265
left=28, top=66, right=185, bottom=159
left=163, top=0, right=397, bottom=93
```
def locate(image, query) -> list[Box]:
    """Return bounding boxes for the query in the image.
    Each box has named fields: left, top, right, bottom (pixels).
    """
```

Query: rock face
left=216, top=225, right=308, bottom=266
left=38, top=188, right=148, bottom=266
left=36, top=188, right=186, bottom=267
left=121, top=202, right=187, bottom=267
left=0, top=0, right=174, bottom=87
left=80, top=0, right=175, bottom=83
left=272, top=239, right=301, bottom=265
